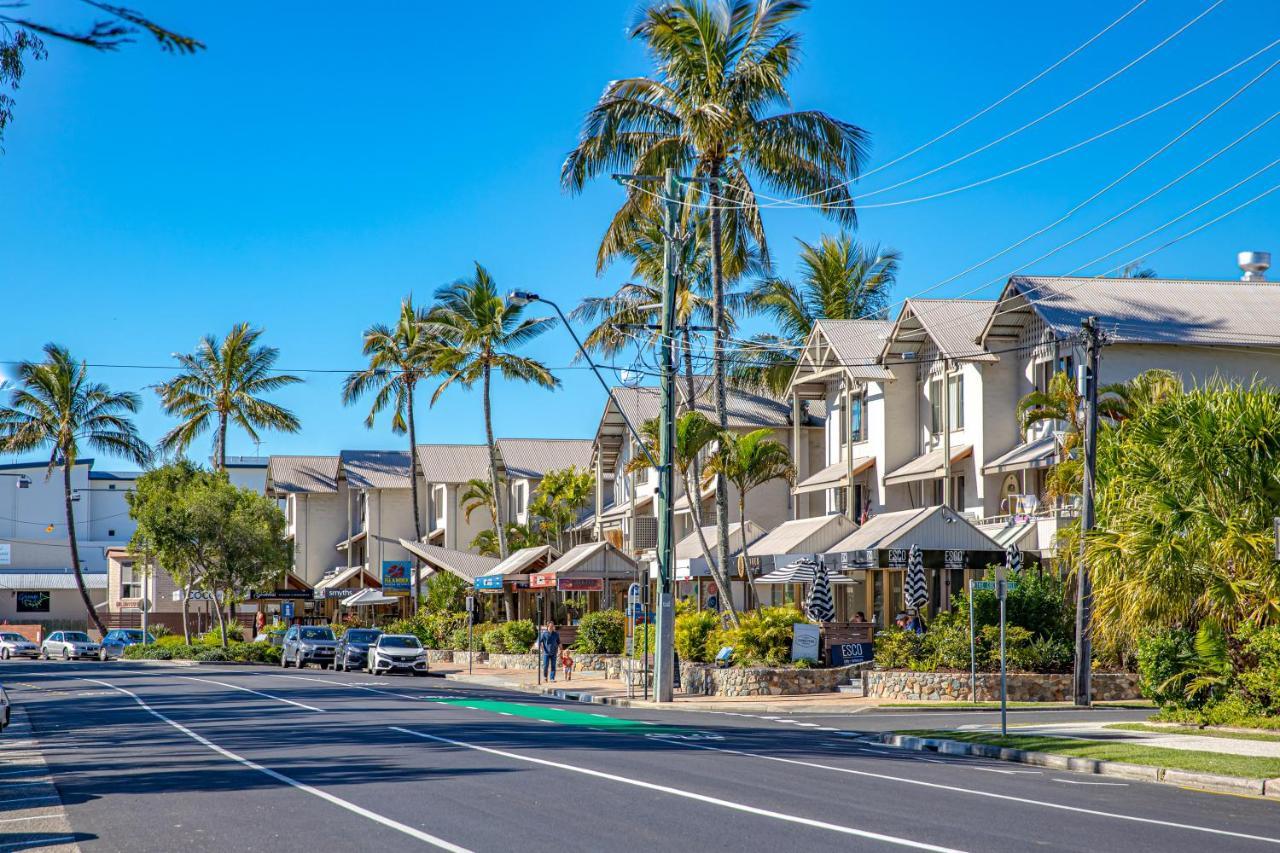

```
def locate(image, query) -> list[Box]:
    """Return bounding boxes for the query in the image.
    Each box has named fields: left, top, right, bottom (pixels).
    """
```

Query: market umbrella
left=805, top=556, right=836, bottom=623
left=1005, top=542, right=1022, bottom=576
left=904, top=543, right=928, bottom=610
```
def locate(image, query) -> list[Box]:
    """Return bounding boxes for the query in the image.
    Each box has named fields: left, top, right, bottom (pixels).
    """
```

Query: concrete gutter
left=878, top=732, right=1280, bottom=800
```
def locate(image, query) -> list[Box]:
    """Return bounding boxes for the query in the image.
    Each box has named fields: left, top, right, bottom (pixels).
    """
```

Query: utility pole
left=1073, top=316, right=1102, bottom=707
left=653, top=167, right=681, bottom=704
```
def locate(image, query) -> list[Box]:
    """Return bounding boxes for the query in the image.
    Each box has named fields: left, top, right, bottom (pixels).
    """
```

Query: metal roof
left=983, top=435, right=1057, bottom=475
left=749, top=514, right=858, bottom=557
left=883, top=445, right=973, bottom=486
left=813, top=319, right=897, bottom=379
left=792, top=458, right=874, bottom=495
left=674, top=521, right=768, bottom=561
left=983, top=275, right=1280, bottom=346
left=340, top=450, right=413, bottom=490
left=828, top=506, right=1002, bottom=553
left=0, top=569, right=108, bottom=590
left=267, top=455, right=340, bottom=494
left=540, top=541, right=638, bottom=578
left=483, top=545, right=559, bottom=577
left=884, top=299, right=998, bottom=363
left=417, top=444, right=491, bottom=484
left=496, top=439, right=594, bottom=479
left=399, top=540, right=500, bottom=581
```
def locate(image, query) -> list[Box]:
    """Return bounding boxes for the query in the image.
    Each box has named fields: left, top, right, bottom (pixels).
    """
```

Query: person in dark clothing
left=537, top=622, right=562, bottom=681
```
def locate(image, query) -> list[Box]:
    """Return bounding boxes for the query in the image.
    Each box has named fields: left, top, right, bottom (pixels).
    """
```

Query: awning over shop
left=399, top=540, right=500, bottom=583
left=596, top=493, right=654, bottom=522
left=530, top=541, right=638, bottom=590
left=749, top=514, right=858, bottom=557
left=475, top=545, right=560, bottom=591
left=825, top=506, right=1006, bottom=571
left=982, top=434, right=1057, bottom=474
left=673, top=520, right=769, bottom=579
left=312, top=565, right=380, bottom=600
left=792, top=458, right=874, bottom=495
left=883, top=445, right=973, bottom=486
left=341, top=588, right=399, bottom=607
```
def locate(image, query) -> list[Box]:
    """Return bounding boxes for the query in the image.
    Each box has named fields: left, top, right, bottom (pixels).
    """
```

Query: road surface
left=1, top=660, right=1276, bottom=852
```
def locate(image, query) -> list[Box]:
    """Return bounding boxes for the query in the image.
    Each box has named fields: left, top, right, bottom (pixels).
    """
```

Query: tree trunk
left=740, top=491, right=760, bottom=611
left=407, top=380, right=423, bottom=615
left=181, top=585, right=192, bottom=644
left=708, top=167, right=732, bottom=609
left=211, top=591, right=229, bottom=648
left=483, top=362, right=508, bottom=558
left=63, top=459, right=105, bottom=635
left=216, top=411, right=229, bottom=472
left=685, top=469, right=740, bottom=627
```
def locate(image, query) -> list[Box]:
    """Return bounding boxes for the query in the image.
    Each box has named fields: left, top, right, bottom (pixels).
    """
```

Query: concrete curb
left=123, top=659, right=266, bottom=668
left=878, top=733, right=1280, bottom=799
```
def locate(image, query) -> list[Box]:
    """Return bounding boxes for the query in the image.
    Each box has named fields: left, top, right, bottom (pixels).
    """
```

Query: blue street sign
left=282, top=601, right=294, bottom=619
left=474, top=575, right=504, bottom=591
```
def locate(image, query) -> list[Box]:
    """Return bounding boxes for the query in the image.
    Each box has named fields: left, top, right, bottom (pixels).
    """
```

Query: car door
left=45, top=632, right=61, bottom=655
left=284, top=627, right=297, bottom=660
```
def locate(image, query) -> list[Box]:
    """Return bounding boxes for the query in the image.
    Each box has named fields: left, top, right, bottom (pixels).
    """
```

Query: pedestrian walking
left=538, top=622, right=562, bottom=682
left=559, top=646, right=574, bottom=681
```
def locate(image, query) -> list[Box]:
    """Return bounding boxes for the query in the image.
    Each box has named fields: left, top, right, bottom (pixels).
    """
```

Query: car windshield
left=299, top=628, right=334, bottom=641
left=118, top=631, right=148, bottom=642
left=0, top=633, right=24, bottom=641
left=380, top=636, right=421, bottom=649
left=63, top=632, right=90, bottom=643
left=346, top=630, right=380, bottom=643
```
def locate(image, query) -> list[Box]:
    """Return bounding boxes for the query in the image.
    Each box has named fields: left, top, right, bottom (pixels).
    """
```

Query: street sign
left=474, top=575, right=503, bottom=591
left=972, top=580, right=1018, bottom=593
left=465, top=595, right=475, bottom=613
left=282, top=601, right=294, bottom=619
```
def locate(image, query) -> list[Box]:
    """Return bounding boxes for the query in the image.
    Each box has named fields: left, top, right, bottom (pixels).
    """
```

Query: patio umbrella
left=904, top=544, right=928, bottom=610
left=805, top=556, right=836, bottom=623
left=1005, top=542, right=1022, bottom=576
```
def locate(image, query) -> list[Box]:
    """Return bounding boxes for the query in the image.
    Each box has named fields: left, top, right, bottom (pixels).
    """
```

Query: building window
left=835, top=487, right=847, bottom=515
left=949, top=374, right=965, bottom=430
left=931, top=375, right=964, bottom=432
left=514, top=483, right=526, bottom=516
left=853, top=483, right=867, bottom=521
left=108, top=484, right=116, bottom=490
left=930, top=377, right=943, bottom=434
left=108, top=529, right=116, bottom=537
left=16, top=591, right=50, bottom=612
left=849, top=391, right=866, bottom=443
left=931, top=476, right=966, bottom=510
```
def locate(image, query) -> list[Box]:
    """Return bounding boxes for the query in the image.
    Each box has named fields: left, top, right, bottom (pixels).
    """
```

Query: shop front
left=529, top=541, right=637, bottom=626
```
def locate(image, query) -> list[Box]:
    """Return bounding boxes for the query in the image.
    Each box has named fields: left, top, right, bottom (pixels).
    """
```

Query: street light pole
left=1073, top=316, right=1102, bottom=707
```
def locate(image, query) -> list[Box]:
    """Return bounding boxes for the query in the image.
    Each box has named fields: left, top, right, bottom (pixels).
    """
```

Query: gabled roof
left=267, top=455, right=340, bottom=494
left=417, top=444, right=491, bottom=484
left=811, top=319, right=897, bottom=379
left=496, top=439, right=594, bottom=479
left=400, top=540, right=500, bottom=581
left=675, top=520, right=769, bottom=562
left=827, top=505, right=1002, bottom=553
left=749, top=514, right=858, bottom=557
left=981, top=275, right=1280, bottom=347
left=883, top=299, right=998, bottom=363
left=483, top=545, right=560, bottom=577
left=340, top=450, right=413, bottom=490
left=539, top=540, right=639, bottom=578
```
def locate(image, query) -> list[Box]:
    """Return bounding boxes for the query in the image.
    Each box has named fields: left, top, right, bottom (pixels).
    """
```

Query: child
left=559, top=646, right=575, bottom=682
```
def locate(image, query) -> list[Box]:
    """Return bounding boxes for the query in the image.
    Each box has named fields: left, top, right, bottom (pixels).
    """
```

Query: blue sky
left=2, top=0, right=1277, bottom=467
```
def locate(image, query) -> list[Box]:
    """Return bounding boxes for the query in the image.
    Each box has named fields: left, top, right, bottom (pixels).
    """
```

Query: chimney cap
left=1238, top=251, right=1270, bottom=281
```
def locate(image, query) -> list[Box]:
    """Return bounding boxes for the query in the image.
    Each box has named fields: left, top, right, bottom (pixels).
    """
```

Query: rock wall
left=482, top=652, right=623, bottom=678
left=864, top=670, right=1141, bottom=702
left=680, top=663, right=861, bottom=697
left=425, top=650, right=454, bottom=664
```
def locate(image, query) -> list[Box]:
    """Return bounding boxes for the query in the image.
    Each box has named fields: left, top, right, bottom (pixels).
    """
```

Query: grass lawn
left=1105, top=722, right=1280, bottom=744
left=880, top=700, right=1153, bottom=710
left=899, top=729, right=1280, bottom=779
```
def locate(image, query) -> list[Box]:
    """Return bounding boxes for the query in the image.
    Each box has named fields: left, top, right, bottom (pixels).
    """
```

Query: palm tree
left=735, top=233, right=899, bottom=395
left=563, top=0, right=866, bottom=589
left=528, top=466, right=595, bottom=551
left=342, top=297, right=438, bottom=611
left=156, top=323, right=302, bottom=470
left=0, top=344, right=151, bottom=634
left=460, top=477, right=496, bottom=524
left=472, top=523, right=540, bottom=558
left=429, top=264, right=559, bottom=559
left=702, top=427, right=794, bottom=609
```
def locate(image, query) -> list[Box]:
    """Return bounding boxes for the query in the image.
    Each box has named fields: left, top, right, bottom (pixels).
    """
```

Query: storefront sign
left=791, top=623, right=820, bottom=662
left=944, top=549, right=967, bottom=569
left=314, top=588, right=357, bottom=600
left=557, top=577, right=604, bottom=592
left=15, top=591, right=49, bottom=613
left=839, top=549, right=876, bottom=570
left=282, top=601, right=294, bottom=619
left=474, top=575, right=505, bottom=591
left=381, top=560, right=412, bottom=595
left=529, top=572, right=558, bottom=589
left=886, top=548, right=909, bottom=568
left=828, top=641, right=873, bottom=666
left=251, top=588, right=313, bottom=600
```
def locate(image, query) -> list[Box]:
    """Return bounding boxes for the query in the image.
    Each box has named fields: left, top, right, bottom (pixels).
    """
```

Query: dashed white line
left=176, top=676, right=326, bottom=713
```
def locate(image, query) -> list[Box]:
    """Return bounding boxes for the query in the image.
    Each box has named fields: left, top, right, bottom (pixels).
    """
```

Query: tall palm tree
left=156, top=323, right=302, bottom=470
left=702, top=427, right=794, bottom=609
left=342, top=297, right=438, bottom=611
left=0, top=344, right=151, bottom=634
left=429, top=263, right=559, bottom=559
left=563, top=0, right=866, bottom=585
left=735, top=233, right=899, bottom=395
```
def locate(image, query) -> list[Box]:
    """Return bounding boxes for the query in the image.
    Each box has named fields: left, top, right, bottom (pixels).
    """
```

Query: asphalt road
left=2, top=660, right=1277, bottom=853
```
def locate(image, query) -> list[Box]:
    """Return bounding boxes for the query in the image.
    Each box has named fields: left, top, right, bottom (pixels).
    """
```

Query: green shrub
left=329, top=623, right=348, bottom=639
left=498, top=619, right=537, bottom=654
left=873, top=627, right=923, bottom=669
left=155, top=634, right=187, bottom=648
left=448, top=621, right=497, bottom=651
left=675, top=610, right=720, bottom=663
left=195, top=647, right=231, bottom=662
left=918, top=610, right=973, bottom=671
left=122, top=644, right=147, bottom=659
left=197, top=624, right=244, bottom=646
left=966, top=568, right=1072, bottom=643
left=575, top=610, right=625, bottom=654
left=1136, top=628, right=1197, bottom=709
left=420, top=611, right=467, bottom=649
left=725, top=607, right=806, bottom=667
left=148, top=624, right=172, bottom=639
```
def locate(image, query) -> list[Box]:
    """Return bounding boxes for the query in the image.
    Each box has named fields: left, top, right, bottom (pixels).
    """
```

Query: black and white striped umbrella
left=904, top=544, right=928, bottom=610
left=1005, top=542, right=1022, bottom=575
left=805, top=556, right=836, bottom=623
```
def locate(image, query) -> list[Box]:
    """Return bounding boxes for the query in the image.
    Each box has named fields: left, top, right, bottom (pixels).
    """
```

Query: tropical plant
left=574, top=609, right=626, bottom=654
left=734, top=233, right=899, bottom=395
left=156, top=323, right=301, bottom=471
left=1015, top=371, right=1084, bottom=500
left=724, top=606, right=807, bottom=667
left=460, top=477, right=496, bottom=524
left=528, top=466, right=595, bottom=551
left=701, top=427, right=794, bottom=606
left=563, top=0, right=867, bottom=599
left=429, top=264, right=559, bottom=558
left=342, top=296, right=439, bottom=610
left=675, top=608, right=720, bottom=662
left=0, top=344, right=152, bottom=634
left=470, top=523, right=540, bottom=558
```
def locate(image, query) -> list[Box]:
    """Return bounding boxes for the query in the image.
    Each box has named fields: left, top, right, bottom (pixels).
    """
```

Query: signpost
left=997, top=567, right=1009, bottom=737
left=282, top=601, right=294, bottom=620
left=969, top=578, right=1018, bottom=712
left=466, top=595, right=475, bottom=676
left=968, top=580, right=977, bottom=704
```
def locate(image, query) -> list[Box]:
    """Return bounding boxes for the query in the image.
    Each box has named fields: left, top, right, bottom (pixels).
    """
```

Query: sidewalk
left=995, top=721, right=1280, bottom=759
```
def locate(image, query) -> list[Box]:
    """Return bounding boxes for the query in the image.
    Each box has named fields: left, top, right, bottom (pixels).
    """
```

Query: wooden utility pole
left=1074, top=316, right=1102, bottom=707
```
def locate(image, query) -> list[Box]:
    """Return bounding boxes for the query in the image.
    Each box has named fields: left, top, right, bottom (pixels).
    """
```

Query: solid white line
left=266, top=673, right=420, bottom=702
left=0, top=814, right=61, bottom=824
left=0, top=797, right=59, bottom=806
left=0, top=836, right=75, bottom=850
left=650, top=738, right=1280, bottom=846
left=176, top=676, right=326, bottom=713
left=391, top=726, right=963, bottom=852
left=82, top=679, right=470, bottom=852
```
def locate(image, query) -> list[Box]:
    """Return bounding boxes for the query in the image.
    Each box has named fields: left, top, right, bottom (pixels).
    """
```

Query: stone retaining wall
left=425, top=650, right=454, bottom=664
left=864, top=670, right=1141, bottom=702
left=480, top=652, right=624, bottom=678
left=680, top=663, right=861, bottom=697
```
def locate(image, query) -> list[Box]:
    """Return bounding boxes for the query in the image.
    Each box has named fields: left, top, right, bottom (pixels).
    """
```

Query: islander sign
left=381, top=560, right=412, bottom=595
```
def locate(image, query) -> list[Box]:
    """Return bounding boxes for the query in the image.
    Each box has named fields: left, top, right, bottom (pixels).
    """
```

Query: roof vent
left=1238, top=250, right=1270, bottom=281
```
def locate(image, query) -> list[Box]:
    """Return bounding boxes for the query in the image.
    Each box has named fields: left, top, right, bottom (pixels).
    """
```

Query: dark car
left=280, top=625, right=337, bottom=669
left=367, top=634, right=428, bottom=676
left=334, top=628, right=382, bottom=672
left=99, top=629, right=155, bottom=661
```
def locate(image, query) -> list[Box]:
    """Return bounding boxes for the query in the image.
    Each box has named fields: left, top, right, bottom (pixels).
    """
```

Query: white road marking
left=266, top=673, right=421, bottom=702
left=0, top=814, right=61, bottom=824
left=0, top=835, right=76, bottom=850
left=0, top=797, right=59, bottom=806
left=176, top=676, right=326, bottom=713
left=1052, top=779, right=1129, bottom=786
left=651, top=738, right=1280, bottom=846
left=83, top=678, right=471, bottom=852
left=391, top=726, right=963, bottom=852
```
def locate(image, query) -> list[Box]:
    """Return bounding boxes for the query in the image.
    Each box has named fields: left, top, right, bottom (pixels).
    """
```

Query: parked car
left=366, top=633, right=428, bottom=676
left=0, top=632, right=40, bottom=660
left=0, top=682, right=9, bottom=731
left=280, top=625, right=337, bottom=669
left=334, top=628, right=382, bottom=672
left=40, top=631, right=100, bottom=661
left=99, top=629, right=155, bottom=661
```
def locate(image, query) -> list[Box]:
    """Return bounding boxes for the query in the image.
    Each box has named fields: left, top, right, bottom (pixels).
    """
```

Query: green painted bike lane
left=427, top=697, right=708, bottom=737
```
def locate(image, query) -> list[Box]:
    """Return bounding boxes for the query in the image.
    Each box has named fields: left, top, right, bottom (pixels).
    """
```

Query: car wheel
left=39, top=650, right=47, bottom=661
left=99, top=649, right=107, bottom=662
left=61, top=648, right=70, bottom=661
left=1, top=647, right=9, bottom=660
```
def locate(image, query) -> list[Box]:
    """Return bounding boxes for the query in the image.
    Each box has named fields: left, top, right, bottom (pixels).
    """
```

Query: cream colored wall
left=291, top=489, right=348, bottom=586
left=0, top=587, right=106, bottom=624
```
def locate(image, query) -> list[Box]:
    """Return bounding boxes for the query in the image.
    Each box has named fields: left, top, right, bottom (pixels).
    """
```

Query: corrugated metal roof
left=540, top=541, right=639, bottom=578
left=675, top=521, right=768, bottom=561
left=340, top=449, right=413, bottom=490
left=814, top=319, right=896, bottom=378
left=886, top=299, right=998, bottom=362
left=268, top=455, right=340, bottom=494
left=416, top=444, right=492, bottom=484
left=983, top=435, right=1057, bottom=475
left=484, top=545, right=559, bottom=577
left=0, top=569, right=107, bottom=590
left=609, top=380, right=816, bottom=432
left=988, top=276, right=1280, bottom=346
left=749, top=514, right=858, bottom=556
left=883, top=445, right=973, bottom=486
left=400, top=540, right=500, bottom=581
left=497, top=439, right=594, bottom=479
left=828, top=506, right=1002, bottom=553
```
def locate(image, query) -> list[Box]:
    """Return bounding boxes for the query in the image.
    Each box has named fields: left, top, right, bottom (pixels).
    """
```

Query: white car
left=366, top=634, right=428, bottom=676
left=0, top=683, right=9, bottom=731
left=0, top=632, right=40, bottom=660
left=40, top=631, right=100, bottom=661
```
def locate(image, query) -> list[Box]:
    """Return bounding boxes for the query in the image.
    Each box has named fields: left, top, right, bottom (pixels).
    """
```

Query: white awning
left=883, top=445, right=973, bottom=486
left=341, top=588, right=398, bottom=607
left=792, top=457, right=875, bottom=495
left=983, top=435, right=1057, bottom=475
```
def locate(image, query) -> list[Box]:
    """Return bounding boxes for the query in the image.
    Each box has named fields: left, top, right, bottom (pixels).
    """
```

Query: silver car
left=40, top=631, right=100, bottom=661
left=0, top=683, right=9, bottom=731
left=0, top=632, right=40, bottom=660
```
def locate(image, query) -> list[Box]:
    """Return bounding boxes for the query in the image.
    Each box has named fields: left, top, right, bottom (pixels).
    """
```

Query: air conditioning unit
left=632, top=516, right=659, bottom=550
